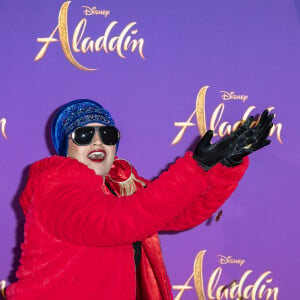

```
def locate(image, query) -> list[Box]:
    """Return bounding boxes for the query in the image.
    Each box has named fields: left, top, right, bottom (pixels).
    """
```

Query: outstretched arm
left=162, top=109, right=273, bottom=231
left=162, top=157, right=249, bottom=231
left=32, top=153, right=208, bottom=247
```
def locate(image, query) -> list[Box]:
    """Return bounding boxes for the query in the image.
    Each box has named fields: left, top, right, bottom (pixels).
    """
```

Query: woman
left=6, top=99, right=273, bottom=299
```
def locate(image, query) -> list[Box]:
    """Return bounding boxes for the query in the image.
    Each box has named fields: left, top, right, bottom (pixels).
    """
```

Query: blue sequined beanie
left=51, top=99, right=116, bottom=156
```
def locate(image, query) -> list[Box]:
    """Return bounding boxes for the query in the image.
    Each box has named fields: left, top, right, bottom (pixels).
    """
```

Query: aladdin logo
left=172, top=250, right=279, bottom=300
left=218, top=255, right=245, bottom=267
left=34, top=1, right=145, bottom=71
left=82, top=6, right=110, bottom=17
left=220, top=91, right=248, bottom=103
left=172, top=86, right=283, bottom=145
left=0, top=118, right=7, bottom=139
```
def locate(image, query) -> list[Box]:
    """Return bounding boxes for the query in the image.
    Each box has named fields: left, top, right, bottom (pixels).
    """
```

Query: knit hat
left=51, top=99, right=116, bottom=156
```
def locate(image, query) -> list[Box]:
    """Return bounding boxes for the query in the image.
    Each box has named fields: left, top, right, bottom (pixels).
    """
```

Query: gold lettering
left=59, top=1, right=96, bottom=71
left=258, top=280, right=279, bottom=300
left=193, top=250, right=206, bottom=300
left=216, top=284, right=228, bottom=299
left=172, top=249, right=279, bottom=299
left=82, top=6, right=93, bottom=16
left=172, top=110, right=197, bottom=145
left=82, top=6, right=110, bottom=17
left=238, top=270, right=252, bottom=297
left=196, top=86, right=209, bottom=137
left=35, top=25, right=59, bottom=61
left=232, top=119, right=243, bottom=132
left=116, top=22, right=139, bottom=58
left=81, top=37, right=94, bottom=53
left=264, top=287, right=279, bottom=300
left=0, top=118, right=7, bottom=139
left=108, top=36, right=119, bottom=52
left=173, top=273, right=194, bottom=300
left=250, top=272, right=273, bottom=299
left=263, top=278, right=279, bottom=299
left=35, top=2, right=95, bottom=70
left=266, top=107, right=283, bottom=144
left=0, top=280, right=6, bottom=298
left=124, top=29, right=145, bottom=59
left=259, top=284, right=267, bottom=298
left=220, top=91, right=248, bottom=102
left=218, top=121, right=231, bottom=137
left=209, top=103, right=224, bottom=136
left=94, top=21, right=117, bottom=53
left=229, top=283, right=239, bottom=299
left=35, top=2, right=145, bottom=71
left=172, top=86, right=283, bottom=145
left=244, top=283, right=254, bottom=298
left=207, top=268, right=222, bottom=299
left=218, top=255, right=246, bottom=267
left=241, top=106, right=256, bottom=125
left=72, top=19, right=87, bottom=53
left=269, top=123, right=282, bottom=143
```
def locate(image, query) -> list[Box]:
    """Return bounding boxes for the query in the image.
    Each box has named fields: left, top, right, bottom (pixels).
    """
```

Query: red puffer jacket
left=6, top=152, right=248, bottom=300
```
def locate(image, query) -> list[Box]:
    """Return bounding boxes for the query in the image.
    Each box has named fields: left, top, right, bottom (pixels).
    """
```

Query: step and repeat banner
left=1, top=1, right=299, bottom=299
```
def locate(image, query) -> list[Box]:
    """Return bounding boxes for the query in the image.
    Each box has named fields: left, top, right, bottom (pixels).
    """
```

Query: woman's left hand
left=222, top=109, right=274, bottom=167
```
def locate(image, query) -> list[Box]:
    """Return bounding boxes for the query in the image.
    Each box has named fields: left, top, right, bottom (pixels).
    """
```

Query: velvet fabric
left=6, top=153, right=248, bottom=300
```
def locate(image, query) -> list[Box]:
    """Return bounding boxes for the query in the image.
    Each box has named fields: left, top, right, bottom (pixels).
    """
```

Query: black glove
left=193, top=128, right=255, bottom=171
left=222, top=109, right=274, bottom=167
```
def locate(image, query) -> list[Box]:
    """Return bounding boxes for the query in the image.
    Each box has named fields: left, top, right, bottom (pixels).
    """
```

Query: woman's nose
left=92, top=130, right=103, bottom=145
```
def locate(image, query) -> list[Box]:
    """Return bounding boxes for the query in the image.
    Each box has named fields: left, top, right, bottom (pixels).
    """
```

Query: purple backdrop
left=1, top=0, right=299, bottom=298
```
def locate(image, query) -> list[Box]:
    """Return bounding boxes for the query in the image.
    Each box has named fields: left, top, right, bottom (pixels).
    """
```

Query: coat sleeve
left=33, top=153, right=209, bottom=247
left=161, top=156, right=249, bottom=231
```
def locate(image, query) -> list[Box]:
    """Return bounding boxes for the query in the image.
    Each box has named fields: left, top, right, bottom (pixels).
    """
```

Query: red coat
left=6, top=152, right=248, bottom=300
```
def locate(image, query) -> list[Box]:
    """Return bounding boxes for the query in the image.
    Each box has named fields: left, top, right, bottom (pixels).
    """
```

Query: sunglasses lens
left=100, top=126, right=120, bottom=145
left=72, top=127, right=95, bottom=145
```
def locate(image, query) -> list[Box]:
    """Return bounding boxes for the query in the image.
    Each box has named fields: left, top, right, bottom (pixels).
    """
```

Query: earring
left=107, top=158, right=146, bottom=196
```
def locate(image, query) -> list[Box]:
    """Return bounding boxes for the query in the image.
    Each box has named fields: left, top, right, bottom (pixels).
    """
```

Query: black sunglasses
left=70, top=126, right=120, bottom=146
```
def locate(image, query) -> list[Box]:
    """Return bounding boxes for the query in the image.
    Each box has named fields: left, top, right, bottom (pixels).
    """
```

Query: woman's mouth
left=88, top=150, right=106, bottom=162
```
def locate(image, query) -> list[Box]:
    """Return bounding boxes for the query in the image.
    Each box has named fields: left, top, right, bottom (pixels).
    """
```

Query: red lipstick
left=87, top=150, right=106, bottom=162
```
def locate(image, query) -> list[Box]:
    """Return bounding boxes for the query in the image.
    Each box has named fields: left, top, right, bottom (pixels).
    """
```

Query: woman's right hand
left=193, top=124, right=255, bottom=171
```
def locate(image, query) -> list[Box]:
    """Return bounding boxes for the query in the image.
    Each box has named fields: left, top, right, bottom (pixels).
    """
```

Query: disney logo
left=220, top=90, right=248, bottom=102
left=218, top=254, right=245, bottom=267
left=82, top=6, right=110, bottom=18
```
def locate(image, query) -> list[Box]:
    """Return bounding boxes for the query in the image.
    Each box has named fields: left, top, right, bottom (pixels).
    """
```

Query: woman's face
left=67, top=123, right=117, bottom=179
